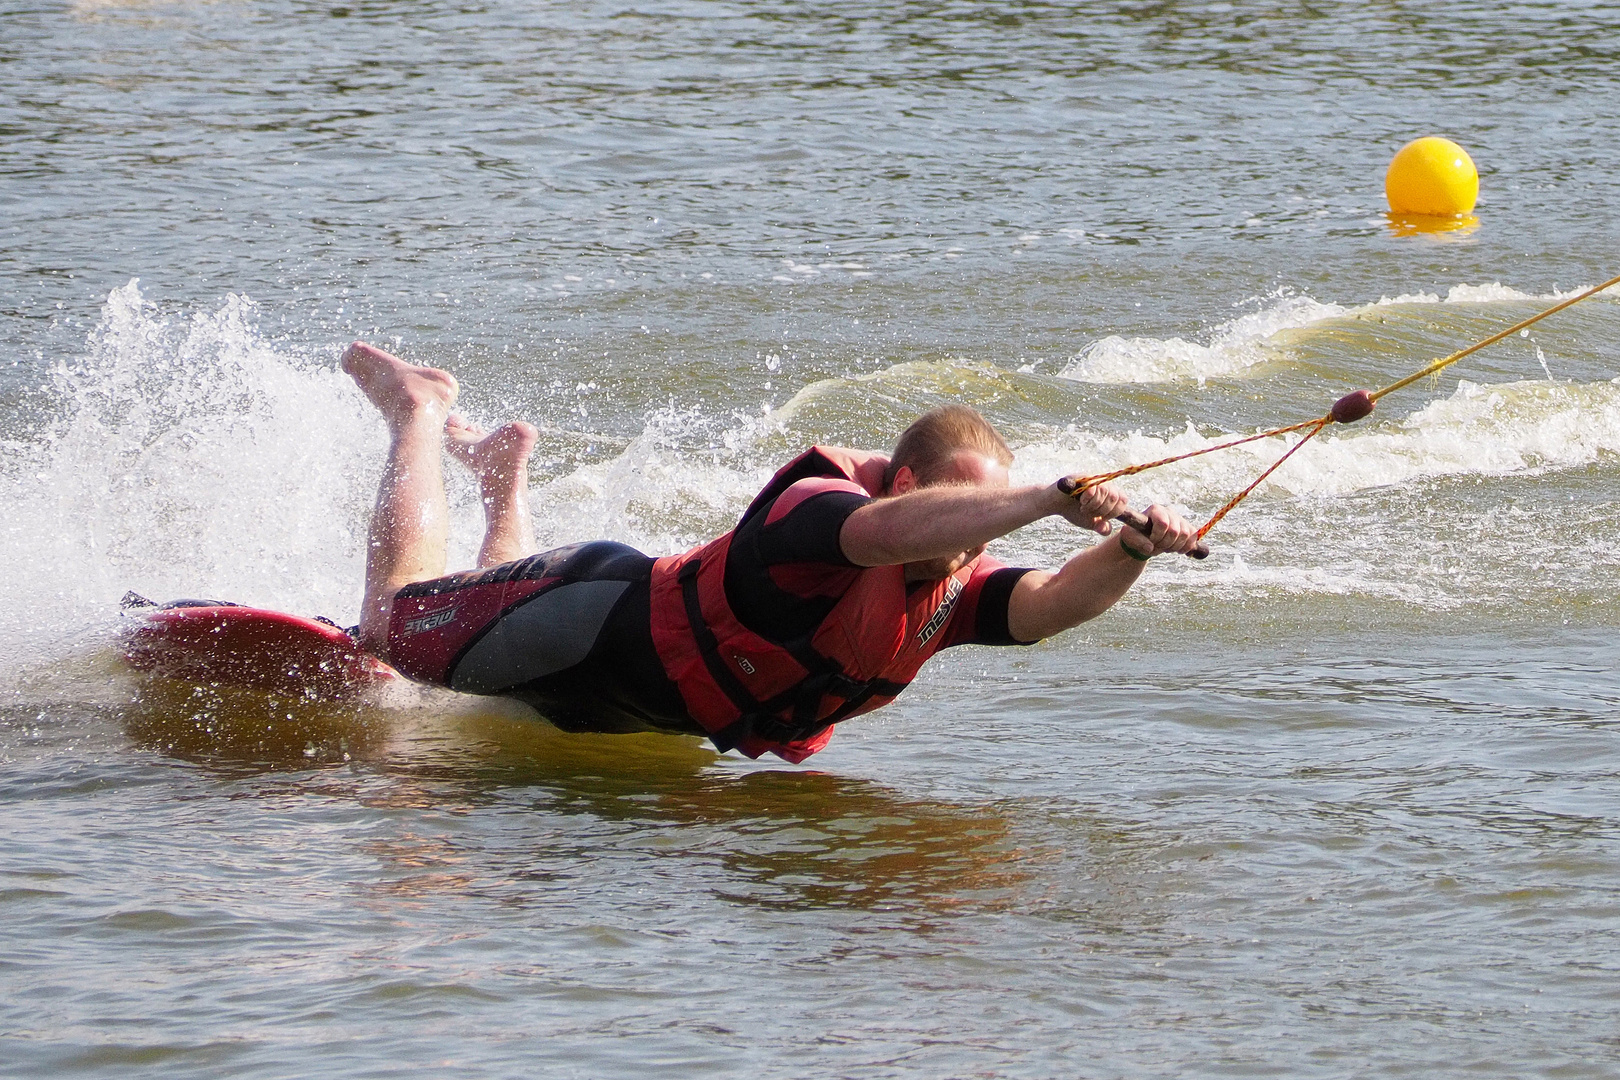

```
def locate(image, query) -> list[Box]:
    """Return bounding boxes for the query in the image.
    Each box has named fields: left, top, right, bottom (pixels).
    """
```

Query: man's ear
left=889, top=465, right=917, bottom=495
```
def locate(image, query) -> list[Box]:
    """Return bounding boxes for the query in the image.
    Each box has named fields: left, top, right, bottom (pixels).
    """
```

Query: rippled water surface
left=4, top=1, right=1620, bottom=1076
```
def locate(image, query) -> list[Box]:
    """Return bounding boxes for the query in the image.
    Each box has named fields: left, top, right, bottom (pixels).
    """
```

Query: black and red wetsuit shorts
left=385, top=541, right=696, bottom=735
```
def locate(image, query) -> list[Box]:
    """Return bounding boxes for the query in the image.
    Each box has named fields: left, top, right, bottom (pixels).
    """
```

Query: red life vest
left=648, top=447, right=980, bottom=763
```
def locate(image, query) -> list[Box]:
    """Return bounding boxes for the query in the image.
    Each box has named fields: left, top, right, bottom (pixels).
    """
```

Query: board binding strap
left=120, top=593, right=398, bottom=700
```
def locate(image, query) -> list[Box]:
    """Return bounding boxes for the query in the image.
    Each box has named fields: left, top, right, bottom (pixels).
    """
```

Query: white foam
left=1060, top=293, right=1348, bottom=384
left=1016, top=376, right=1620, bottom=510
left=523, top=403, right=777, bottom=556
left=1058, top=281, right=1607, bottom=386
left=1266, top=378, right=1620, bottom=496
left=1002, top=375, right=1620, bottom=609
left=1374, top=281, right=1608, bottom=306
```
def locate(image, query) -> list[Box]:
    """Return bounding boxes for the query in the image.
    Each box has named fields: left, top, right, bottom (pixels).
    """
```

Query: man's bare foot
left=342, top=342, right=459, bottom=429
left=447, top=414, right=540, bottom=566
left=446, top=415, right=539, bottom=488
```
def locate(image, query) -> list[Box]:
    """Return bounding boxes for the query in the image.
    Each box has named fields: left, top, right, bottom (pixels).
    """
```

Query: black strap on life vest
left=677, top=559, right=906, bottom=753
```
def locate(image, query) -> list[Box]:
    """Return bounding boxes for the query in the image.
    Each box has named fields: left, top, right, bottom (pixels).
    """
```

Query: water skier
left=343, top=341, right=1200, bottom=763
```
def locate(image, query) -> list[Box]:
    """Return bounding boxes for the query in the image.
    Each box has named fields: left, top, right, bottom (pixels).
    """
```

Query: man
left=343, top=341, right=1200, bottom=763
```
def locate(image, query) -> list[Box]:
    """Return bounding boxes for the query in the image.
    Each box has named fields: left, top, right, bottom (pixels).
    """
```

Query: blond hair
left=884, top=405, right=1013, bottom=489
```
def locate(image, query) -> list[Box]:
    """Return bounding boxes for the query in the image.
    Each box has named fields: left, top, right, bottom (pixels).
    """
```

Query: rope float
left=1065, top=272, right=1620, bottom=560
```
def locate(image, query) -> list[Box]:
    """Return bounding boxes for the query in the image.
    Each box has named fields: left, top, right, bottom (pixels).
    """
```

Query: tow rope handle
left=1056, top=477, right=1212, bottom=560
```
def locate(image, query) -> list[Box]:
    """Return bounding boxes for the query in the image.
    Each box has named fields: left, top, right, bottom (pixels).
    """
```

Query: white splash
left=0, top=282, right=385, bottom=670
left=0, top=282, right=780, bottom=678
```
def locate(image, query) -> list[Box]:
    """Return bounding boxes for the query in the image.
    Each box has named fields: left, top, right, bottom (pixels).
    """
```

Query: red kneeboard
left=121, top=596, right=398, bottom=699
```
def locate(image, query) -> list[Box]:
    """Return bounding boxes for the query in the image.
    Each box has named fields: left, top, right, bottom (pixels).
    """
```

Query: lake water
left=4, top=1, right=1620, bottom=1076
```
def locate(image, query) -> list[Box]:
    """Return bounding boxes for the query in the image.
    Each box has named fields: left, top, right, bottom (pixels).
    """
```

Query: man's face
left=894, top=449, right=1011, bottom=582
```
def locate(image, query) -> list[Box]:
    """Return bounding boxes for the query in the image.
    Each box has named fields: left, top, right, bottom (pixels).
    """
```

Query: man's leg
left=342, top=342, right=460, bottom=657
left=446, top=415, right=540, bottom=567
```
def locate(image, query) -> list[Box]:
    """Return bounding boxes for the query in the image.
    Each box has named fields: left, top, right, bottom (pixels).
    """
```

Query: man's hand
left=1052, top=479, right=1131, bottom=535
left=1006, top=500, right=1202, bottom=641
left=1116, top=503, right=1201, bottom=560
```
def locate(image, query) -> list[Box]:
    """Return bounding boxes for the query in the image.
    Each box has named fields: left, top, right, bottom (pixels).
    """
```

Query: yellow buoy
left=1385, top=136, right=1478, bottom=217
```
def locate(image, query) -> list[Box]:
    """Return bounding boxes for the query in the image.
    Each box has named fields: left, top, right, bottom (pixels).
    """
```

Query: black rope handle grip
left=1057, top=477, right=1211, bottom=560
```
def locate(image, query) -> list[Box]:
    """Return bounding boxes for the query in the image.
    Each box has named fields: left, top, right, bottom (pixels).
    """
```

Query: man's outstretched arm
left=840, top=480, right=1130, bottom=567
left=1005, top=504, right=1197, bottom=642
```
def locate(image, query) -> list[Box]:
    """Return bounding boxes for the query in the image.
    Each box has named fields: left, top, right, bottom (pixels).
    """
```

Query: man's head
left=883, top=404, right=1013, bottom=493
left=884, top=405, right=1014, bottom=579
